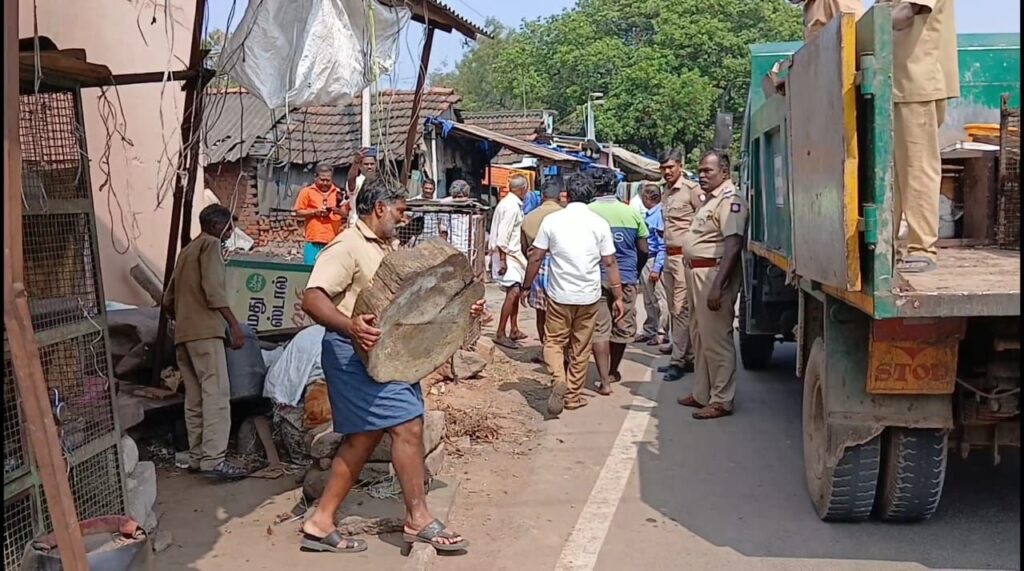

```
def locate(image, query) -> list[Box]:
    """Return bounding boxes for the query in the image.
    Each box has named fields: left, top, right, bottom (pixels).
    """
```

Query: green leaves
left=432, top=0, right=802, bottom=159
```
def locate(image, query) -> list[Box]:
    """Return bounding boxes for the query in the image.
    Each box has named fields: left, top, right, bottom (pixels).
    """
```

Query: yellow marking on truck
left=840, top=12, right=861, bottom=292
left=866, top=318, right=966, bottom=394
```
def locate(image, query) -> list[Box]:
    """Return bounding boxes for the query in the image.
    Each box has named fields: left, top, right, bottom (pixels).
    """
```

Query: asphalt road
left=439, top=327, right=1021, bottom=571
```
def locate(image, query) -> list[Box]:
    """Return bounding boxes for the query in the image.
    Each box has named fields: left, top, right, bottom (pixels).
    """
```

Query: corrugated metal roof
left=462, top=110, right=553, bottom=164
left=380, top=0, right=490, bottom=39
left=202, top=89, right=277, bottom=164
left=433, top=118, right=584, bottom=166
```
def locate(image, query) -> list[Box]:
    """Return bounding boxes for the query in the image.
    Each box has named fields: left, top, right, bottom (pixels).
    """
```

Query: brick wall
left=207, top=160, right=305, bottom=258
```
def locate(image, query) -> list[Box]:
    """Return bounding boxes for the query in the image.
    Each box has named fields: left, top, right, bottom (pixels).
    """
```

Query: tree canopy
left=431, top=0, right=802, bottom=158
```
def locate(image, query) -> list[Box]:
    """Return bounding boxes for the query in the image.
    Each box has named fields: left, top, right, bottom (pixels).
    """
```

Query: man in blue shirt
left=588, top=169, right=649, bottom=395
left=522, top=185, right=542, bottom=215
left=637, top=183, right=669, bottom=346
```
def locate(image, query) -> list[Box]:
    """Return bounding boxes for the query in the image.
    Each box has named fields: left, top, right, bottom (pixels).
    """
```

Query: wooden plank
left=787, top=13, right=861, bottom=291
left=961, top=155, right=998, bottom=240
left=401, top=25, right=436, bottom=186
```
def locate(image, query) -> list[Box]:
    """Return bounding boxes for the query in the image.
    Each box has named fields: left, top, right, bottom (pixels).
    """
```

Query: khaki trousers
left=640, top=262, right=669, bottom=337
left=894, top=99, right=945, bottom=261
left=176, top=338, right=231, bottom=471
left=662, top=255, right=694, bottom=366
left=543, top=299, right=599, bottom=403
left=686, top=265, right=742, bottom=410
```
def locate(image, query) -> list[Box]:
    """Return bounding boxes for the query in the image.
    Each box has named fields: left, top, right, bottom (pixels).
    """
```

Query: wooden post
left=152, top=0, right=208, bottom=386
left=401, top=25, right=435, bottom=186
left=4, top=3, right=88, bottom=569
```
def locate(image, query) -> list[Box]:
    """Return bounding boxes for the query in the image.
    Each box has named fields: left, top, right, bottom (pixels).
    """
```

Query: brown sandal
left=692, top=403, right=732, bottom=420
left=564, top=397, right=589, bottom=410
left=677, top=395, right=703, bottom=409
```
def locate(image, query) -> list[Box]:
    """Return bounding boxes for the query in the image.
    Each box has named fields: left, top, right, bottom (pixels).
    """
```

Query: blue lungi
left=321, top=331, right=424, bottom=434
left=303, top=242, right=326, bottom=265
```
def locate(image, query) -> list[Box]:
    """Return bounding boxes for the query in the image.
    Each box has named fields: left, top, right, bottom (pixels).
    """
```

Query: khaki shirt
left=892, top=0, right=959, bottom=103
left=305, top=219, right=397, bottom=318
left=163, top=234, right=229, bottom=345
left=662, top=177, right=704, bottom=248
left=521, top=200, right=562, bottom=252
left=802, top=0, right=864, bottom=42
left=681, top=181, right=749, bottom=259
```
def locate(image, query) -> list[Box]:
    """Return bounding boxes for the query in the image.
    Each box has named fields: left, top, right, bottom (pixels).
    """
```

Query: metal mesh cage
left=997, top=100, right=1020, bottom=250
left=3, top=491, right=37, bottom=570
left=398, top=205, right=488, bottom=349
left=38, top=333, right=116, bottom=450
left=19, top=92, right=89, bottom=201
left=40, top=446, right=124, bottom=534
left=3, top=339, right=28, bottom=480
left=22, top=212, right=101, bottom=332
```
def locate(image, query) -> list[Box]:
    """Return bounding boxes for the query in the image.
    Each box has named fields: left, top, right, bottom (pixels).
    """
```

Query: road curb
left=402, top=478, right=461, bottom=571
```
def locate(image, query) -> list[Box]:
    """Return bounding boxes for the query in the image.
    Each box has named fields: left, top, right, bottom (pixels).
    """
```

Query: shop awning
left=427, top=117, right=585, bottom=167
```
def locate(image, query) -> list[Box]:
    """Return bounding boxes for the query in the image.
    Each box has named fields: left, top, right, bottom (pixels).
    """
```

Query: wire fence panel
left=3, top=492, right=37, bottom=570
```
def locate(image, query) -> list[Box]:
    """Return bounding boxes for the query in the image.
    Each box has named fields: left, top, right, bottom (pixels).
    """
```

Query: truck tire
left=876, top=428, right=948, bottom=522
left=738, top=299, right=775, bottom=370
left=802, top=338, right=881, bottom=521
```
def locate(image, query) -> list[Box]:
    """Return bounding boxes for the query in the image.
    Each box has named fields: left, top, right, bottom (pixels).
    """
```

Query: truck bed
left=892, top=246, right=1020, bottom=317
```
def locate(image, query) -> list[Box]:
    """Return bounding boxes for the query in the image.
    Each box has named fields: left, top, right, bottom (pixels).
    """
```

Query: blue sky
left=207, top=0, right=1021, bottom=87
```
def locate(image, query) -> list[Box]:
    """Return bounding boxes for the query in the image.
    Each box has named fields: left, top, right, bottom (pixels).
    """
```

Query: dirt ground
left=150, top=286, right=549, bottom=569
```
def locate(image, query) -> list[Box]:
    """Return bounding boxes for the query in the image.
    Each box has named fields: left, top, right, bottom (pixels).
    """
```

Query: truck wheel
left=802, top=338, right=880, bottom=521
left=876, top=428, right=948, bottom=522
left=738, top=299, right=775, bottom=370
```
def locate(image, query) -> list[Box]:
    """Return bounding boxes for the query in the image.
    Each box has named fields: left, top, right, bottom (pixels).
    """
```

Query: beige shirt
left=801, top=0, right=864, bottom=42
left=681, top=181, right=749, bottom=259
left=891, top=0, right=959, bottom=103
left=163, top=234, right=229, bottom=345
left=662, top=177, right=704, bottom=248
left=305, top=219, right=397, bottom=318
left=522, top=200, right=563, bottom=250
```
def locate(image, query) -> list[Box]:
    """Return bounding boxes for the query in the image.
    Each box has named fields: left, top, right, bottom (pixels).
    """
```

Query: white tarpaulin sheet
left=221, top=0, right=411, bottom=109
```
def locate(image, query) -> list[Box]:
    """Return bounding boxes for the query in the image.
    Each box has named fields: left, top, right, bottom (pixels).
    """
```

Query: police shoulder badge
left=730, top=202, right=741, bottom=213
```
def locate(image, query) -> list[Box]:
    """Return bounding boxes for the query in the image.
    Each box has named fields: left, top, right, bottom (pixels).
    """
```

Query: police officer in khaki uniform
left=656, top=149, right=704, bottom=382
left=790, top=0, right=865, bottom=42
left=678, top=150, right=748, bottom=420
left=889, top=0, right=958, bottom=273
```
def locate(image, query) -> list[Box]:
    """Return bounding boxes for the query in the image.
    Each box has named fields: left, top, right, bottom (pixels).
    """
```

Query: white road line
left=555, top=385, right=657, bottom=571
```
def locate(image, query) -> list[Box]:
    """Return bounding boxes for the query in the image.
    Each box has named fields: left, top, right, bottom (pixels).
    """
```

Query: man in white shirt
left=489, top=175, right=530, bottom=349
left=346, top=148, right=378, bottom=227
left=523, top=173, right=624, bottom=417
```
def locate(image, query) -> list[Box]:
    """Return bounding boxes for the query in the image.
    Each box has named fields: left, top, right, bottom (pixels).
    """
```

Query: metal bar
left=5, top=2, right=88, bottom=568
left=33, top=314, right=106, bottom=348
left=109, top=69, right=201, bottom=87
left=178, top=81, right=206, bottom=248
left=21, top=198, right=94, bottom=215
left=152, top=0, right=208, bottom=386
left=64, top=432, right=119, bottom=470
left=3, top=471, right=39, bottom=503
left=401, top=25, right=436, bottom=186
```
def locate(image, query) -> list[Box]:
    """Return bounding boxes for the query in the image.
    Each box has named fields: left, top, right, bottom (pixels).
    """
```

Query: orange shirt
left=294, top=185, right=345, bottom=244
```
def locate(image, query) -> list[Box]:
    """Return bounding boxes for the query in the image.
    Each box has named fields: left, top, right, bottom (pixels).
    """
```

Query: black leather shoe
left=658, top=363, right=693, bottom=374
left=662, top=365, right=687, bottom=382
left=657, top=365, right=671, bottom=373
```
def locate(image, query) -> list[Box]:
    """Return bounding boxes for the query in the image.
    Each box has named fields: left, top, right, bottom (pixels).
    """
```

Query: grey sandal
left=896, top=256, right=938, bottom=274
left=300, top=530, right=368, bottom=553
left=402, top=519, right=469, bottom=552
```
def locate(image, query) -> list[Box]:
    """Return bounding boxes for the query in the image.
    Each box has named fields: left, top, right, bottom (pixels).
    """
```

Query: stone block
left=302, top=462, right=392, bottom=499
left=369, top=410, right=446, bottom=462
left=452, top=350, right=488, bottom=380
left=424, top=442, right=446, bottom=478
left=309, top=431, right=344, bottom=459
left=121, top=435, right=139, bottom=475
left=117, top=397, right=145, bottom=432
left=126, top=461, right=157, bottom=529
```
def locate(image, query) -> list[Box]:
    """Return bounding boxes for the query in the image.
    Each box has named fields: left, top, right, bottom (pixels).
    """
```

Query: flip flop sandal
left=564, top=398, right=589, bottom=410
left=494, top=337, right=521, bottom=350
left=896, top=256, right=937, bottom=274
left=202, top=461, right=248, bottom=481
left=402, top=519, right=469, bottom=552
left=692, top=404, right=732, bottom=420
left=610, top=371, right=622, bottom=383
left=300, top=530, right=368, bottom=554
left=677, top=395, right=703, bottom=409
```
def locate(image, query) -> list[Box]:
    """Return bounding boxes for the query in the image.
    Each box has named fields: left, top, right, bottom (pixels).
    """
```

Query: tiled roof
left=273, top=87, right=461, bottom=166
left=461, top=110, right=552, bottom=164
left=203, top=87, right=461, bottom=166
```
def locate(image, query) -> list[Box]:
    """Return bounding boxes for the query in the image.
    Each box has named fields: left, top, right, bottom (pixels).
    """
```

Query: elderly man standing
left=523, top=173, right=623, bottom=415
left=657, top=149, right=703, bottom=382
left=300, top=178, right=483, bottom=554
left=678, top=151, right=749, bottom=420
left=889, top=0, right=958, bottom=273
left=162, top=205, right=248, bottom=480
left=490, top=175, right=530, bottom=349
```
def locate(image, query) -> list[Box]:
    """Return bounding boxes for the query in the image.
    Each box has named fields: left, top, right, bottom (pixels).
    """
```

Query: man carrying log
left=299, top=178, right=481, bottom=554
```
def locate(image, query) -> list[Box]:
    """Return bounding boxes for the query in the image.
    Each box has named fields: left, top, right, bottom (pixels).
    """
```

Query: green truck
left=740, top=5, right=1020, bottom=522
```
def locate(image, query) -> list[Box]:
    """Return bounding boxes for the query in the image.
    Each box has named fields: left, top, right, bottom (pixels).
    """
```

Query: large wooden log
left=353, top=238, right=485, bottom=382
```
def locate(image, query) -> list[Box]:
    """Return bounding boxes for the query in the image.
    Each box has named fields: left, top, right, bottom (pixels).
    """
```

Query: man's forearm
left=302, top=289, right=355, bottom=337
left=216, top=307, right=241, bottom=329
left=522, top=249, right=546, bottom=289
left=346, top=163, right=360, bottom=192
left=603, top=257, right=624, bottom=301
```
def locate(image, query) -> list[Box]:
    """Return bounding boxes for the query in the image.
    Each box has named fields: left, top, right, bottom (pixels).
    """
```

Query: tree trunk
left=353, top=238, right=485, bottom=382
